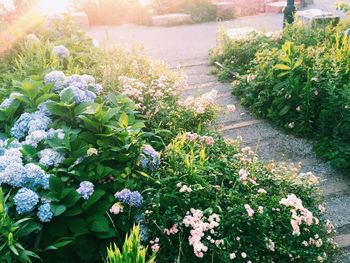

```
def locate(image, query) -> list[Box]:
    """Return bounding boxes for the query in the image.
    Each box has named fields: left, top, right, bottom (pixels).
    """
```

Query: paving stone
left=182, top=82, right=230, bottom=97
left=222, top=121, right=280, bottom=144
left=186, top=74, right=218, bottom=85
left=325, top=195, right=350, bottom=228
left=252, top=134, right=314, bottom=162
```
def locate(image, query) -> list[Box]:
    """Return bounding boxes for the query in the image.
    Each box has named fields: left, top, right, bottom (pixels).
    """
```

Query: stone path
left=86, top=1, right=350, bottom=261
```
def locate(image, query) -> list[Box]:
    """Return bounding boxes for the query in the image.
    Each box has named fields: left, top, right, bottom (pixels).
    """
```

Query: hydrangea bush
left=0, top=68, right=150, bottom=261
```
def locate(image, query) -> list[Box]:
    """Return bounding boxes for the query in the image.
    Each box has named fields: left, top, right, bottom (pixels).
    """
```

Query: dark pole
left=283, top=0, right=296, bottom=27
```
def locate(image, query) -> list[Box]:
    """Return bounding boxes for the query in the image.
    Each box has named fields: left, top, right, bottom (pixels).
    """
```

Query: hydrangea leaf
left=89, top=215, right=109, bottom=233
left=82, top=189, right=106, bottom=210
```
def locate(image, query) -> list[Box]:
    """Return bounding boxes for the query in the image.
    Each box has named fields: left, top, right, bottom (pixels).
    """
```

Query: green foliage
left=106, top=225, right=156, bottom=263
left=210, top=28, right=276, bottom=81
left=151, top=0, right=217, bottom=23
left=211, top=19, right=350, bottom=171
left=138, top=134, right=336, bottom=262
left=0, top=188, right=41, bottom=263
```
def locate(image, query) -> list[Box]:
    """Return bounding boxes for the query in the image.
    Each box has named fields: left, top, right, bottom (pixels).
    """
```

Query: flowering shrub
left=134, top=134, right=337, bottom=262
left=0, top=68, right=150, bottom=261
left=211, top=20, right=350, bottom=170
left=0, top=16, right=217, bottom=145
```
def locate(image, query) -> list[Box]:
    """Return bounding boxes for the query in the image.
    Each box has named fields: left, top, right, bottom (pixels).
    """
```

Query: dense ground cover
left=0, top=14, right=337, bottom=263
left=211, top=19, right=350, bottom=171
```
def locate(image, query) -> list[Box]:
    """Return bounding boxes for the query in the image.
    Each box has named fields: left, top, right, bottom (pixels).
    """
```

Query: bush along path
left=174, top=58, right=350, bottom=261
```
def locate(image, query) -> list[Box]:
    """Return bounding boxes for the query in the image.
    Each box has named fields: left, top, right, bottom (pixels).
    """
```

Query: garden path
left=87, top=0, right=350, bottom=260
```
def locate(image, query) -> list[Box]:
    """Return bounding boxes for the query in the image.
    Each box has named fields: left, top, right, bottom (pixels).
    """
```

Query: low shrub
left=136, top=134, right=336, bottom=262
left=210, top=28, right=277, bottom=82
left=210, top=19, right=350, bottom=171
left=106, top=225, right=156, bottom=263
left=151, top=0, right=217, bottom=23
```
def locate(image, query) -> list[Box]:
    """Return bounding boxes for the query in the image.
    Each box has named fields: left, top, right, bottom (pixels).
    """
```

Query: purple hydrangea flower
left=14, top=188, right=39, bottom=214
left=53, top=45, right=70, bottom=58
left=76, top=181, right=94, bottom=200
left=115, top=188, right=143, bottom=208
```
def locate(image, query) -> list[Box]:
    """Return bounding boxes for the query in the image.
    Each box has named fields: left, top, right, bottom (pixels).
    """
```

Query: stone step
left=222, top=120, right=280, bottom=144
left=325, top=194, right=350, bottom=229
left=219, top=119, right=263, bottom=131
left=335, top=234, right=350, bottom=249
left=183, top=82, right=230, bottom=97
left=186, top=74, right=218, bottom=85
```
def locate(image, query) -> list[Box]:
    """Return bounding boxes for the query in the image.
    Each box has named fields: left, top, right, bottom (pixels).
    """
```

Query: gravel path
left=86, top=1, right=350, bottom=261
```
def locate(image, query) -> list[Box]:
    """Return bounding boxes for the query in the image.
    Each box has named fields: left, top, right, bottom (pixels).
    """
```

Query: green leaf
left=67, top=218, right=89, bottom=236
left=278, top=54, right=291, bottom=64
left=90, top=215, right=109, bottom=233
left=36, top=93, right=59, bottom=105
left=277, top=71, right=289, bottom=78
left=274, top=64, right=291, bottom=70
left=279, top=105, right=290, bottom=116
left=60, top=189, right=80, bottom=207
left=51, top=204, right=66, bottom=216
left=49, top=176, right=64, bottom=194
left=119, top=112, right=129, bottom=128
left=63, top=206, right=84, bottom=217
left=82, top=189, right=105, bottom=209
left=293, top=57, right=303, bottom=69
left=60, top=87, right=74, bottom=103
left=45, top=237, right=73, bottom=250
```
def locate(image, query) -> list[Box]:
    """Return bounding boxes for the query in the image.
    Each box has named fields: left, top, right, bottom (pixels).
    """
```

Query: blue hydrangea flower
left=3, top=162, right=27, bottom=187
left=64, top=75, right=88, bottom=90
left=38, top=148, right=65, bottom=167
left=38, top=100, right=54, bottom=116
left=53, top=45, right=70, bottom=58
left=25, top=163, right=49, bottom=189
left=0, top=98, right=15, bottom=109
left=37, top=203, right=53, bottom=222
left=93, top=84, right=103, bottom=95
left=11, top=113, right=32, bottom=139
left=28, top=111, right=51, bottom=134
left=44, top=71, right=66, bottom=91
left=0, top=140, right=5, bottom=156
left=5, top=139, right=22, bottom=149
left=24, top=130, right=47, bottom=148
left=115, top=188, right=143, bottom=208
left=14, top=188, right=39, bottom=214
left=76, top=181, right=94, bottom=200
left=138, top=145, right=160, bottom=171
left=81, top=74, right=95, bottom=85
left=47, top=128, right=65, bottom=140
left=59, top=86, right=96, bottom=103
